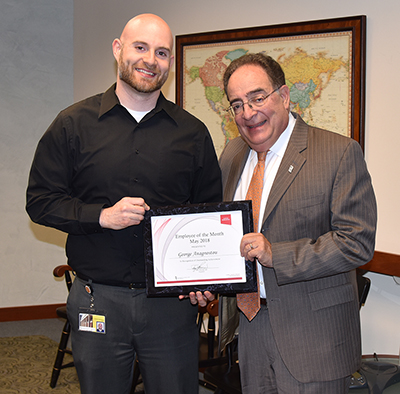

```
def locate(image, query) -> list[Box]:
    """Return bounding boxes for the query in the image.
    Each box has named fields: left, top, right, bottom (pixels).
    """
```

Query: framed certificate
left=143, top=201, right=257, bottom=296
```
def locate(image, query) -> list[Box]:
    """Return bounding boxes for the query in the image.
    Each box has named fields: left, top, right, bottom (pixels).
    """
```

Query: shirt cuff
left=80, top=203, right=106, bottom=233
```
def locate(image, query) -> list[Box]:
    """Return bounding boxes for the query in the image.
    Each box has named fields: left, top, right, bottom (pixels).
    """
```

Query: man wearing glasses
left=218, top=53, right=377, bottom=394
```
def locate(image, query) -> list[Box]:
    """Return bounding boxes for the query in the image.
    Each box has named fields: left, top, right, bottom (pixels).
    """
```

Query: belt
left=76, top=273, right=145, bottom=289
left=260, top=298, right=267, bottom=306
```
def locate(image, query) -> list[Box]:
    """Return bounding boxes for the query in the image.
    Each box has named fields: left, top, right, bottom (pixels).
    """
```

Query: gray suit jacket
left=219, top=113, right=377, bottom=383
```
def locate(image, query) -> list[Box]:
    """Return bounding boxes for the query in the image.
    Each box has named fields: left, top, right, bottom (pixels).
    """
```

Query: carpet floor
left=0, top=335, right=80, bottom=393
left=0, top=334, right=211, bottom=393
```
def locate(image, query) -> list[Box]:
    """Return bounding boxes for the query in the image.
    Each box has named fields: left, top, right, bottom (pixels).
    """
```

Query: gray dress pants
left=238, top=305, right=351, bottom=394
left=67, top=277, right=199, bottom=394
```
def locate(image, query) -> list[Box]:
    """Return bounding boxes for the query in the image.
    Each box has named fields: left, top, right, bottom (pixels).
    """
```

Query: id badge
left=78, top=308, right=106, bottom=334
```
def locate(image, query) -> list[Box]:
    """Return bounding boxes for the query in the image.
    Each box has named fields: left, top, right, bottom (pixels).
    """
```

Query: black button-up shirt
left=27, top=84, right=222, bottom=286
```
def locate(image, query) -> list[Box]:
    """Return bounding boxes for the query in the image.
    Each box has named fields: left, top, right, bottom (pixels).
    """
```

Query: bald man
left=26, top=14, right=222, bottom=394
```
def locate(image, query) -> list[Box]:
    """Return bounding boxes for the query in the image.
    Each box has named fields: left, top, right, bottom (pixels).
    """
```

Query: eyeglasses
left=226, top=86, right=282, bottom=117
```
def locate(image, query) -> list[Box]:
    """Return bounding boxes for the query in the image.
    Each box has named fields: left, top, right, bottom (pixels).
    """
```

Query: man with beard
left=26, top=14, right=221, bottom=394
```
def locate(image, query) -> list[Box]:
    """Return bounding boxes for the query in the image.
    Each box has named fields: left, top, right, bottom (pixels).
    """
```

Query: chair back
left=53, top=265, right=74, bottom=292
left=357, top=273, right=371, bottom=309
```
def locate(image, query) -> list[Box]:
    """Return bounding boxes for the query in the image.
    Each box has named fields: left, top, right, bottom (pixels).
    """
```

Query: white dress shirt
left=233, top=113, right=295, bottom=298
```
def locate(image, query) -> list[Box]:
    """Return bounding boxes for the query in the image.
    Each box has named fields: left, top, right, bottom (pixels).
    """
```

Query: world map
left=182, top=32, right=351, bottom=156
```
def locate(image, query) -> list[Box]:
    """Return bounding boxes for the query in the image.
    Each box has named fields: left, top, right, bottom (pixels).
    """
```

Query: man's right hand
left=99, top=197, right=150, bottom=230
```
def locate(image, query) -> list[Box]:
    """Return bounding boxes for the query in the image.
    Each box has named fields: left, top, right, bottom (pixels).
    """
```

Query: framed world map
left=176, top=15, right=366, bottom=156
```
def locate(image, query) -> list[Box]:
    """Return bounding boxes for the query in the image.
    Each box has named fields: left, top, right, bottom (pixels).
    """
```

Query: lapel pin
left=288, top=165, right=294, bottom=173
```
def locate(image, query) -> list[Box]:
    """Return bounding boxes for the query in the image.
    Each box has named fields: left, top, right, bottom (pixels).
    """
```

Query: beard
left=118, top=54, right=169, bottom=94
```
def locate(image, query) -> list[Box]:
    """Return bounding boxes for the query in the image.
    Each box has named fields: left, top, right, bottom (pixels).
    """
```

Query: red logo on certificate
left=220, top=214, right=232, bottom=225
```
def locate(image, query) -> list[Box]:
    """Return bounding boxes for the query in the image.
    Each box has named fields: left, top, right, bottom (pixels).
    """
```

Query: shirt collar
left=269, top=112, right=296, bottom=158
left=98, top=84, right=177, bottom=125
left=98, top=84, right=120, bottom=118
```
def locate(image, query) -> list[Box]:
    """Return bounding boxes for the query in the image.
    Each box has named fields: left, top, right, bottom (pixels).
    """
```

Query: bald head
left=120, top=14, right=173, bottom=51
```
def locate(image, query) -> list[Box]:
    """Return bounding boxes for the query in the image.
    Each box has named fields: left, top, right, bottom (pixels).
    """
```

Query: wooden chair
left=198, top=299, right=228, bottom=391
left=356, top=270, right=371, bottom=308
left=50, top=264, right=74, bottom=388
left=198, top=299, right=224, bottom=369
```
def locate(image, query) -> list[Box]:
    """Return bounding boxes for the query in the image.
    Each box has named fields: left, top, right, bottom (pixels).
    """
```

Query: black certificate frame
left=143, top=200, right=256, bottom=296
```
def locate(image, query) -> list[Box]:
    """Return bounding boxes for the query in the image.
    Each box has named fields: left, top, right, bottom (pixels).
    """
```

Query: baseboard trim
left=0, top=303, right=66, bottom=322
